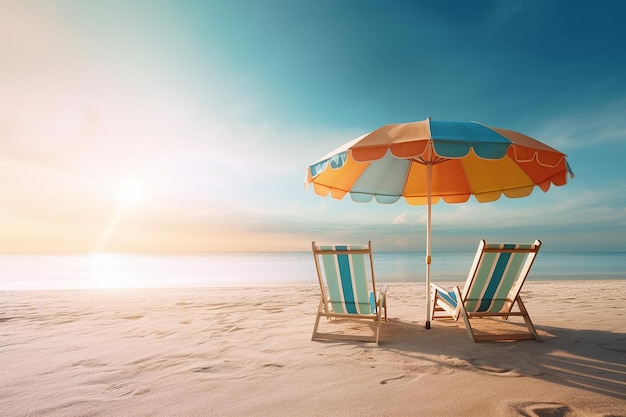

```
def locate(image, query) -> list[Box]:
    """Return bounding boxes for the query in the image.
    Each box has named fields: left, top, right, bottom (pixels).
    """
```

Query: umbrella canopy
left=305, top=118, right=574, bottom=328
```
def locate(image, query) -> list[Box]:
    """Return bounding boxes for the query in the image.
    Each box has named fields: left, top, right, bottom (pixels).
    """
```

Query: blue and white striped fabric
left=437, top=243, right=534, bottom=313
left=318, top=245, right=376, bottom=316
left=431, top=239, right=541, bottom=342
left=465, top=243, right=533, bottom=313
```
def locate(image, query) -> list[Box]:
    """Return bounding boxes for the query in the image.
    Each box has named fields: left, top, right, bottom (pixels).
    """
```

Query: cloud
left=392, top=212, right=409, bottom=224
left=535, top=97, right=626, bottom=150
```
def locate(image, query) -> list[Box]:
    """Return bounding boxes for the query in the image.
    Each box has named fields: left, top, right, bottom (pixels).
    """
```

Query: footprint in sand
left=511, top=402, right=572, bottom=417
left=102, top=382, right=148, bottom=399
left=379, top=374, right=407, bottom=385
left=193, top=366, right=214, bottom=373
left=120, top=315, right=144, bottom=320
left=73, top=359, right=107, bottom=368
left=466, top=358, right=522, bottom=377
left=379, top=364, right=455, bottom=385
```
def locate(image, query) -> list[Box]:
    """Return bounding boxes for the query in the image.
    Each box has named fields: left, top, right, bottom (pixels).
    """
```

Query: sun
left=116, top=180, right=146, bottom=206
left=92, top=179, right=148, bottom=252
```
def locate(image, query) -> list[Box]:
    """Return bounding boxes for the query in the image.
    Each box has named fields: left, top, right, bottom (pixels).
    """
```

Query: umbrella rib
left=414, top=155, right=448, bottom=165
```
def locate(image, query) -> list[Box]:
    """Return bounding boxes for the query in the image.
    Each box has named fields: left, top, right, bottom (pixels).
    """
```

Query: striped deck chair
left=431, top=239, right=541, bottom=342
left=311, top=241, right=388, bottom=344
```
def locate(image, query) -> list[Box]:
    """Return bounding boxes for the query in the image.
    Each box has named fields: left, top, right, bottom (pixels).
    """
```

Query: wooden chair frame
left=312, top=241, right=388, bottom=344
left=431, top=239, right=541, bottom=342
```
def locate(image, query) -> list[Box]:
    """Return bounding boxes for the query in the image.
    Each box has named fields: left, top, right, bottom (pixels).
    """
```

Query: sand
left=1, top=280, right=625, bottom=417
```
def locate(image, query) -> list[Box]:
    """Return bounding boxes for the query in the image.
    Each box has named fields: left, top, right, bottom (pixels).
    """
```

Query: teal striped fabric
left=438, top=289, right=458, bottom=307
left=464, top=243, right=532, bottom=313
left=319, top=245, right=376, bottom=315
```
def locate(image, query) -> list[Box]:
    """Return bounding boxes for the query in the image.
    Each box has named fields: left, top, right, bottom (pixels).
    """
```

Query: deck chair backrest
left=462, top=240, right=541, bottom=314
left=312, top=242, right=377, bottom=316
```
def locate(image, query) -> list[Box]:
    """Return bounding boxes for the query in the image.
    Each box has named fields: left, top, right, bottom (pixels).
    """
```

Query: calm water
left=0, top=251, right=624, bottom=290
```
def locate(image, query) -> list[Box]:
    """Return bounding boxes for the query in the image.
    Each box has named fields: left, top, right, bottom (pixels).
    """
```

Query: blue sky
left=1, top=0, right=625, bottom=252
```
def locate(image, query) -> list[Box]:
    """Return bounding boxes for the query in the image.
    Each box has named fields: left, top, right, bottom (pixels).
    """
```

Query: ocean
left=0, top=251, right=624, bottom=290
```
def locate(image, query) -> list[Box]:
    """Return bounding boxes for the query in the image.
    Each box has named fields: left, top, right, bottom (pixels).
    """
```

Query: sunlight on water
left=87, top=253, right=137, bottom=289
left=0, top=251, right=623, bottom=290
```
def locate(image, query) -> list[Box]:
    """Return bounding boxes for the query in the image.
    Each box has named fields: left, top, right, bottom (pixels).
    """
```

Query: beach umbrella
left=304, top=118, right=574, bottom=329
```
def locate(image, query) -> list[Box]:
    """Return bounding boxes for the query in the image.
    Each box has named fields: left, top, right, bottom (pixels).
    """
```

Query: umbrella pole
left=426, top=162, right=432, bottom=329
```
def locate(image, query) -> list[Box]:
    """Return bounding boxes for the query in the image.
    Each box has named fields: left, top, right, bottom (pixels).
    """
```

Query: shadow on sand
left=377, top=317, right=626, bottom=403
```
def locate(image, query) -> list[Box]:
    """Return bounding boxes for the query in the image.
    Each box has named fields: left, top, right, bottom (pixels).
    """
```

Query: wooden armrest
left=377, top=284, right=388, bottom=306
left=430, top=283, right=449, bottom=295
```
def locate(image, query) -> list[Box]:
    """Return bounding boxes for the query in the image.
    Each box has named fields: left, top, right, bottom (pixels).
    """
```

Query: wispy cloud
left=536, top=98, right=626, bottom=150
left=1, top=1, right=624, bottom=253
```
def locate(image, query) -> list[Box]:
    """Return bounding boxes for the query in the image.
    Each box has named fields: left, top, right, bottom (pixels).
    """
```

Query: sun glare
left=116, top=180, right=146, bottom=206
left=88, top=253, right=136, bottom=289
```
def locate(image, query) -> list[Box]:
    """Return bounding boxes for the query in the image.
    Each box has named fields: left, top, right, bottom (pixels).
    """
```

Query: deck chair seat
left=312, top=241, right=388, bottom=344
left=431, top=239, right=541, bottom=342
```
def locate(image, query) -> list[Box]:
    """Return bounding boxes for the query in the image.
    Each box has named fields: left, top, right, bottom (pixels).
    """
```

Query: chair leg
left=430, top=290, right=437, bottom=320
left=457, top=306, right=476, bottom=342
left=311, top=299, right=324, bottom=341
left=383, top=298, right=387, bottom=323
left=379, top=287, right=388, bottom=322
left=430, top=288, right=449, bottom=320
left=454, top=287, right=477, bottom=342
left=516, top=296, right=540, bottom=341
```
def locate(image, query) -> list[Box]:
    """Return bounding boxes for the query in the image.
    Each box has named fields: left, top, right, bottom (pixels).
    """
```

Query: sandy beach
left=1, top=280, right=625, bottom=417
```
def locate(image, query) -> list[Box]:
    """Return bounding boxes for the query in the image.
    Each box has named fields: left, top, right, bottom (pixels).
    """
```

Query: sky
left=1, top=0, right=625, bottom=253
